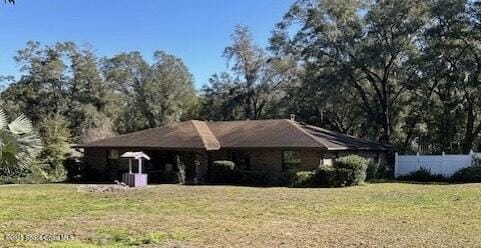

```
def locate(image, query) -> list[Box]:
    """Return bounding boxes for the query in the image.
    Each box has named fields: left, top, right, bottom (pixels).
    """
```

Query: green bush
left=207, top=156, right=369, bottom=187
left=375, top=163, right=395, bottom=179
left=290, top=171, right=316, bottom=187
left=274, top=171, right=296, bottom=186
left=290, top=157, right=369, bottom=188
left=333, top=155, right=368, bottom=186
left=209, top=160, right=236, bottom=184
left=366, top=160, right=379, bottom=180
left=304, top=155, right=369, bottom=187
left=212, top=160, right=235, bottom=170
left=37, top=115, right=71, bottom=182
left=315, top=166, right=337, bottom=187
left=0, top=166, right=49, bottom=184
left=397, top=167, right=446, bottom=182
left=449, top=155, right=481, bottom=183
left=451, top=166, right=481, bottom=183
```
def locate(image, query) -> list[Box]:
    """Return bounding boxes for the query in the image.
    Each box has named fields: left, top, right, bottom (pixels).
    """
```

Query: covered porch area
left=83, top=147, right=211, bottom=184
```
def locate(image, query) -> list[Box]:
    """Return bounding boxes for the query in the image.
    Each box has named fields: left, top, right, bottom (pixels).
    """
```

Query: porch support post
left=194, top=151, right=209, bottom=183
left=128, top=159, right=132, bottom=174
left=138, top=158, right=142, bottom=174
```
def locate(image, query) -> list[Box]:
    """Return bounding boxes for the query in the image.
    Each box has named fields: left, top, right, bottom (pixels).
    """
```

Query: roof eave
left=73, top=145, right=213, bottom=150
left=327, top=147, right=391, bottom=151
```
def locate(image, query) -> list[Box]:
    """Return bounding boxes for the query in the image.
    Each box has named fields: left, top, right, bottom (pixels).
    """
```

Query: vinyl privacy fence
left=394, top=151, right=478, bottom=178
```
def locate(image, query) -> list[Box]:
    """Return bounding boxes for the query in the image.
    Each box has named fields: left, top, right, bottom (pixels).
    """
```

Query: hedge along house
left=75, top=119, right=391, bottom=182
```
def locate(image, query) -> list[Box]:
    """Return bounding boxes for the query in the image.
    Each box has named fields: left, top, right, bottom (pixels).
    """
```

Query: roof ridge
left=191, top=120, right=221, bottom=151
left=303, top=123, right=390, bottom=148
left=206, top=119, right=288, bottom=123
left=285, top=119, right=330, bottom=149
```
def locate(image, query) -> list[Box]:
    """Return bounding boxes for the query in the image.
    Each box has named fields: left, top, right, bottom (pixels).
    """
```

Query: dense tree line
left=1, top=42, right=197, bottom=142
left=2, top=0, right=481, bottom=181
left=0, top=42, right=197, bottom=180
left=202, top=0, right=481, bottom=154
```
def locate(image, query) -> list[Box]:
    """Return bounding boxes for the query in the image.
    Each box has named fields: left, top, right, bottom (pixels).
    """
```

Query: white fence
left=395, top=151, right=477, bottom=178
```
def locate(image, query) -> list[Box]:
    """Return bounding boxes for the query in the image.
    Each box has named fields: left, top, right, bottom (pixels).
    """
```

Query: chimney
left=290, top=114, right=296, bottom=121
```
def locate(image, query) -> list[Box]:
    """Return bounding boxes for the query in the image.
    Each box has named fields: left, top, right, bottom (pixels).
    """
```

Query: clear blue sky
left=0, top=0, right=293, bottom=89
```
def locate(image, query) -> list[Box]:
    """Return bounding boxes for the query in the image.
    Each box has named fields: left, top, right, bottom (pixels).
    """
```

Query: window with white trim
left=283, top=151, right=301, bottom=171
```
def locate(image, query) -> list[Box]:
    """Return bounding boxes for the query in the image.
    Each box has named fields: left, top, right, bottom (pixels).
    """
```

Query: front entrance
left=142, top=150, right=199, bottom=183
left=103, top=148, right=208, bottom=183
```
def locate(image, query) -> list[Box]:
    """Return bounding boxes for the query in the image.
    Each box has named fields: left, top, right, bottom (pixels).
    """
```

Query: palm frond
left=8, top=114, right=33, bottom=134
left=0, top=109, right=7, bottom=130
left=17, top=133, right=43, bottom=157
left=0, top=111, right=43, bottom=177
left=0, top=125, right=43, bottom=177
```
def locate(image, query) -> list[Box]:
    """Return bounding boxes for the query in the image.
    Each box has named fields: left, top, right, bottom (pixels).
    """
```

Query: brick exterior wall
left=82, top=147, right=388, bottom=181
left=247, top=149, right=283, bottom=173
left=209, top=149, right=322, bottom=172
left=298, top=150, right=322, bottom=170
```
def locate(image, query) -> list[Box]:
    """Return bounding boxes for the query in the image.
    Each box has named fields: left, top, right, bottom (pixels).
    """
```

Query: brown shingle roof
left=76, top=120, right=220, bottom=150
left=76, top=119, right=390, bottom=151
left=293, top=121, right=390, bottom=150
left=206, top=119, right=322, bottom=148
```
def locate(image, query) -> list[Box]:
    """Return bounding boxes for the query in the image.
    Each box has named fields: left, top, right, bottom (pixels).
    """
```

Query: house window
left=283, top=151, right=301, bottom=171
left=321, top=152, right=337, bottom=166
left=108, top=149, right=119, bottom=160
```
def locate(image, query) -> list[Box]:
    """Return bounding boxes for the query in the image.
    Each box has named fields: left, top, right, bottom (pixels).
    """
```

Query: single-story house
left=75, top=119, right=391, bottom=182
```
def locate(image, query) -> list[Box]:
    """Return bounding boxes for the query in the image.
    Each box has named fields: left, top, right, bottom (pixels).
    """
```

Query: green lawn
left=1, top=183, right=481, bottom=247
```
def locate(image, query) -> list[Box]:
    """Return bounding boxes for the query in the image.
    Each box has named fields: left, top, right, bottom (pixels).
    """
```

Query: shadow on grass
left=57, top=178, right=481, bottom=188
left=57, top=180, right=332, bottom=189
left=367, top=179, right=478, bottom=185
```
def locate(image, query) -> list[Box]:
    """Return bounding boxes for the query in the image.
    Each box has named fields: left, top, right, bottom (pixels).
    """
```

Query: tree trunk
left=462, top=100, right=475, bottom=153
left=380, top=106, right=391, bottom=144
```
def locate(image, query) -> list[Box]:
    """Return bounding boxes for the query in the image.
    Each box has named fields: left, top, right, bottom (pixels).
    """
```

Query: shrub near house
left=292, top=155, right=369, bottom=187
left=209, top=160, right=236, bottom=184
left=210, top=155, right=370, bottom=188
left=452, top=156, right=481, bottom=182
left=451, top=166, right=481, bottom=182
left=450, top=156, right=481, bottom=182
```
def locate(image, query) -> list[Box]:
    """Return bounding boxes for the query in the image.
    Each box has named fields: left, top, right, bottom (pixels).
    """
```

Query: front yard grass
left=1, top=183, right=481, bottom=247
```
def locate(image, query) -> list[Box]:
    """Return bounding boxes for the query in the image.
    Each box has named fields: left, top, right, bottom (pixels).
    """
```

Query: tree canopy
left=4, top=0, right=481, bottom=157
left=1, top=42, right=198, bottom=143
